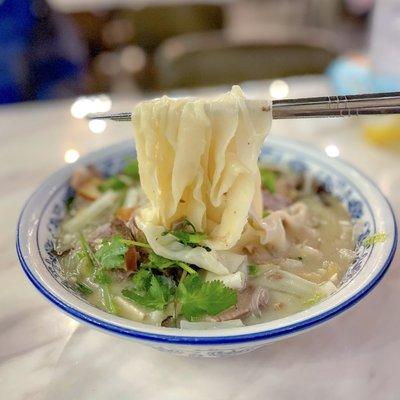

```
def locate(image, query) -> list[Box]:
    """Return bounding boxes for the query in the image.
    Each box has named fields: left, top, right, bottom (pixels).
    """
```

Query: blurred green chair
left=154, top=27, right=339, bottom=90
left=110, top=4, right=224, bottom=52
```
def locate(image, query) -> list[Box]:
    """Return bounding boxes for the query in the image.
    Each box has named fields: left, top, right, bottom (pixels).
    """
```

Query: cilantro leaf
left=142, top=252, right=197, bottom=274
left=177, top=274, right=237, bottom=321
left=123, top=159, right=140, bottom=180
left=98, top=176, right=127, bottom=192
left=260, top=168, right=276, bottom=193
left=169, top=231, right=207, bottom=247
left=131, top=268, right=153, bottom=291
left=94, top=269, right=112, bottom=285
left=248, top=264, right=259, bottom=277
left=142, top=252, right=176, bottom=270
left=123, top=273, right=175, bottom=310
left=95, top=235, right=130, bottom=270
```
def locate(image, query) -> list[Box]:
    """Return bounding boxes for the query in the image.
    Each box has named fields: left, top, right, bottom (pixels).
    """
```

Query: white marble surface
left=1, top=78, right=399, bottom=399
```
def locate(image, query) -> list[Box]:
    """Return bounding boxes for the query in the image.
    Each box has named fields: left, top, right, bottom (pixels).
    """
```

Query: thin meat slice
left=88, top=218, right=133, bottom=247
left=262, top=190, right=291, bottom=211
left=214, top=286, right=268, bottom=322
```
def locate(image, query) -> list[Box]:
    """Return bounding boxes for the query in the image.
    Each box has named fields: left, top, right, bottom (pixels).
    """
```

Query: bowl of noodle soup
left=17, top=136, right=397, bottom=357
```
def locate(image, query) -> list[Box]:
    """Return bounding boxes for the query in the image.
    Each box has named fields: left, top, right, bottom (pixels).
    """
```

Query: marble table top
left=1, top=77, right=399, bottom=400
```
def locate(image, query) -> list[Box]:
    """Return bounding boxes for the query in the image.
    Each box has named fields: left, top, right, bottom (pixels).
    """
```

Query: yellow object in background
left=363, top=116, right=400, bottom=149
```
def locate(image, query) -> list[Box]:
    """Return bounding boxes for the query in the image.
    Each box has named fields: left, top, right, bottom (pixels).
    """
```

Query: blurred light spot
left=95, top=52, right=120, bottom=77
left=164, top=42, right=185, bottom=60
left=269, top=80, right=289, bottom=99
left=70, top=97, right=92, bottom=119
left=64, top=149, right=80, bottom=163
left=89, top=119, right=107, bottom=134
left=325, top=144, right=340, bottom=158
left=70, top=95, right=112, bottom=119
left=120, top=45, right=146, bottom=73
left=102, top=19, right=134, bottom=46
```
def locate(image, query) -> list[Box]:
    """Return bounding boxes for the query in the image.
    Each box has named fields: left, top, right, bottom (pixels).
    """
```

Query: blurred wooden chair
left=154, top=27, right=339, bottom=90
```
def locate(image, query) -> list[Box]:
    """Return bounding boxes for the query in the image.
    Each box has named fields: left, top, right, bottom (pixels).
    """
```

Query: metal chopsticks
left=87, top=91, right=400, bottom=121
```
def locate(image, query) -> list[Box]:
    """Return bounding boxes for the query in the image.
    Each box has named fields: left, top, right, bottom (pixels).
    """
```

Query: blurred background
left=1, top=0, right=400, bottom=147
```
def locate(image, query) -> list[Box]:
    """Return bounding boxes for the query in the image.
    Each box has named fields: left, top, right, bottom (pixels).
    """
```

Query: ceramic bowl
left=16, top=137, right=397, bottom=357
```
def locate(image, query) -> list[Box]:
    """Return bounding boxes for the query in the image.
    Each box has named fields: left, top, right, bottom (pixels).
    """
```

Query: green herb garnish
left=177, top=274, right=237, bottom=321
left=76, top=282, right=93, bottom=296
left=142, top=252, right=196, bottom=275
left=363, top=232, right=387, bottom=247
left=78, top=233, right=116, bottom=313
left=94, top=270, right=112, bottom=285
left=165, top=218, right=208, bottom=248
left=169, top=231, right=207, bottom=247
left=123, top=159, right=140, bottom=180
left=123, top=272, right=175, bottom=311
left=260, top=168, right=277, bottom=193
left=131, top=268, right=153, bottom=291
left=262, top=210, right=270, bottom=218
left=248, top=264, right=259, bottom=277
left=98, top=176, right=127, bottom=192
left=95, top=235, right=130, bottom=270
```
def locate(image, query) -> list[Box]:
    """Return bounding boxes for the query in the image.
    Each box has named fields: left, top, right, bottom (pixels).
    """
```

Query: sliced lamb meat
left=214, top=286, right=268, bottom=322
left=110, top=218, right=133, bottom=240
left=87, top=223, right=114, bottom=245
left=274, top=174, right=302, bottom=201
left=126, top=213, right=147, bottom=243
left=88, top=218, right=133, bottom=247
left=262, top=190, right=291, bottom=211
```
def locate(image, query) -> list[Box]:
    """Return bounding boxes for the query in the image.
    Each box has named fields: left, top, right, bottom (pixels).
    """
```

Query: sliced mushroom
left=76, top=177, right=103, bottom=201
left=116, top=207, right=136, bottom=223
left=70, top=166, right=104, bottom=201
left=125, top=246, right=138, bottom=272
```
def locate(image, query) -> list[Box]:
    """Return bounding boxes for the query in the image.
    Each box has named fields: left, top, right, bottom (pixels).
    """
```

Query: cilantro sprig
left=95, top=235, right=131, bottom=270
left=164, top=218, right=209, bottom=249
left=142, top=251, right=197, bottom=275
left=78, top=233, right=116, bottom=314
left=97, top=159, right=139, bottom=193
left=98, top=176, right=128, bottom=193
left=177, top=274, right=237, bottom=321
left=122, top=269, right=175, bottom=310
left=123, top=271, right=237, bottom=320
left=123, top=159, right=140, bottom=180
left=260, top=168, right=277, bottom=193
left=94, top=235, right=151, bottom=270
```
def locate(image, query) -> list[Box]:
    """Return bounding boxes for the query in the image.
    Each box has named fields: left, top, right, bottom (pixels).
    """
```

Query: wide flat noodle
left=133, top=86, right=272, bottom=251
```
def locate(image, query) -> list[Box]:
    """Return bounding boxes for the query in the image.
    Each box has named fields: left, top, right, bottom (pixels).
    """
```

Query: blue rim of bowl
left=16, top=142, right=398, bottom=346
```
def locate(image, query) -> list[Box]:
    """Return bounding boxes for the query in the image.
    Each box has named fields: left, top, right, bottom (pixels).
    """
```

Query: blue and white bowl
left=16, top=137, right=397, bottom=357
